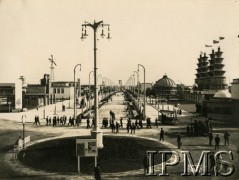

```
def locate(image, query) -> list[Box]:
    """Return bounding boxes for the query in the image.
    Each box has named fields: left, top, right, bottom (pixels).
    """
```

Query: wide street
left=0, top=92, right=238, bottom=180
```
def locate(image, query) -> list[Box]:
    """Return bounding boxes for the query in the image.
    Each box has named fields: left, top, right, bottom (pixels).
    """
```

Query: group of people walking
left=33, top=115, right=83, bottom=127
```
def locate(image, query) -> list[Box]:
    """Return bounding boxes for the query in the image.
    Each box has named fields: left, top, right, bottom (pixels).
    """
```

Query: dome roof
left=155, top=75, right=176, bottom=88
left=214, top=90, right=231, bottom=98
left=193, top=83, right=198, bottom=88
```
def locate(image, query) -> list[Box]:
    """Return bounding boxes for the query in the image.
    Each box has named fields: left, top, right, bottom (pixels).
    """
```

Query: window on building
left=214, top=107, right=221, bottom=114
left=57, top=88, right=60, bottom=94
left=61, top=88, right=64, bottom=94
left=53, top=88, right=56, bottom=94
left=223, top=107, right=231, bottom=114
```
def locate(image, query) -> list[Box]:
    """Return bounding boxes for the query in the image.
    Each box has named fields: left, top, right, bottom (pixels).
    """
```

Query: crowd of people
left=186, top=118, right=212, bottom=137
left=32, top=115, right=83, bottom=127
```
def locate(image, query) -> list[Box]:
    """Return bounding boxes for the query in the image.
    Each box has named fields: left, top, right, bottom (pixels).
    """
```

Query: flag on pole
left=219, top=37, right=225, bottom=40
left=205, top=44, right=212, bottom=47
left=213, top=40, right=219, bottom=44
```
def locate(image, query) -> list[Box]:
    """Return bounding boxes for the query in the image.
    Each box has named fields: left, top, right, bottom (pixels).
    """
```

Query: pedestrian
left=68, top=116, right=72, bottom=126
left=146, top=117, right=152, bottom=128
left=209, top=120, right=213, bottom=132
left=131, top=122, right=136, bottom=134
left=15, top=136, right=22, bottom=146
left=209, top=132, right=213, bottom=146
left=71, top=117, right=75, bottom=126
left=15, top=136, right=23, bottom=150
left=93, top=163, right=101, bottom=180
left=46, top=116, right=49, bottom=126
left=86, top=117, right=90, bottom=128
left=36, top=115, right=40, bottom=125
left=186, top=124, right=190, bottom=136
left=177, top=133, right=182, bottom=149
left=179, top=109, right=182, bottom=115
left=49, top=117, right=52, bottom=125
left=60, top=116, right=63, bottom=125
left=214, top=134, right=220, bottom=150
left=160, top=128, right=164, bottom=141
left=111, top=123, right=115, bottom=133
left=120, top=117, right=123, bottom=128
left=126, top=119, right=131, bottom=133
left=116, top=122, right=120, bottom=133
left=33, top=115, right=37, bottom=125
left=139, top=119, right=143, bottom=129
left=155, top=118, right=158, bottom=128
left=57, top=116, right=60, bottom=125
left=135, top=119, right=140, bottom=129
left=91, top=118, right=95, bottom=127
left=53, top=116, right=57, bottom=127
left=190, top=123, right=193, bottom=136
left=63, top=116, right=67, bottom=125
left=209, top=152, right=215, bottom=173
left=224, top=130, right=230, bottom=146
left=76, top=118, right=80, bottom=126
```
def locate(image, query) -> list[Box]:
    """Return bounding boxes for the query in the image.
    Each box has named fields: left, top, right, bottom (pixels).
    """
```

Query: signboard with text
left=76, top=139, right=97, bottom=157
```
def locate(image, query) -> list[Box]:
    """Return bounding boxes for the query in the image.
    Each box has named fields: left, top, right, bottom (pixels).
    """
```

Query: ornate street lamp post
left=22, top=115, right=27, bottom=149
left=82, top=20, right=111, bottom=150
left=138, top=64, right=146, bottom=120
left=74, top=64, right=81, bottom=120
left=133, top=71, right=139, bottom=109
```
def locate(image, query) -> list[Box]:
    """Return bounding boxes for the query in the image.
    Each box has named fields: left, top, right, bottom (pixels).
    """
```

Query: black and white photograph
left=0, top=0, right=239, bottom=179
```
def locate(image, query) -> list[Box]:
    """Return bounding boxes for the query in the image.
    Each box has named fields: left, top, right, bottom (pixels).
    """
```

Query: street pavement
left=0, top=91, right=238, bottom=179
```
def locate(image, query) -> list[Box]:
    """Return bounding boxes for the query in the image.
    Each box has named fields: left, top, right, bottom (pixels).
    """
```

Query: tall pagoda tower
left=208, top=47, right=227, bottom=90
left=195, top=53, right=209, bottom=90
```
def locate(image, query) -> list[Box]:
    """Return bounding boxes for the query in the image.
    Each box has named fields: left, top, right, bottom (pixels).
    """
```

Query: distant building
left=0, top=83, right=15, bottom=112
left=139, top=83, right=153, bottom=93
left=230, top=79, right=239, bottom=122
left=184, top=47, right=228, bottom=105
left=206, top=90, right=232, bottom=120
left=182, top=46, right=238, bottom=122
left=24, top=74, right=54, bottom=108
left=51, top=81, right=94, bottom=100
left=153, top=75, right=177, bottom=99
left=231, top=78, right=239, bottom=99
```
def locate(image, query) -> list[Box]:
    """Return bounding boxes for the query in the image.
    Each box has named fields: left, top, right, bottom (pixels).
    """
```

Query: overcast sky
left=0, top=0, right=239, bottom=86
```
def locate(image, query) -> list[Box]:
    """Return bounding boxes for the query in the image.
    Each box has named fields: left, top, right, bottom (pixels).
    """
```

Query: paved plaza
left=0, top=92, right=238, bottom=179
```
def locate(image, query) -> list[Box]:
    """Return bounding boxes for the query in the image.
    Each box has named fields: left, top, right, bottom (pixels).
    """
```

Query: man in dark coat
left=209, top=132, right=213, bottom=146
left=160, top=128, right=165, bottom=141
left=94, top=163, right=101, bottom=180
left=224, top=130, right=230, bottom=146
left=86, top=117, right=90, bottom=128
left=177, top=133, right=182, bottom=149
left=214, top=134, right=220, bottom=150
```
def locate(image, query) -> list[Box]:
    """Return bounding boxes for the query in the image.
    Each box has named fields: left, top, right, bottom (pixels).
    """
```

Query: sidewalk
left=0, top=94, right=108, bottom=123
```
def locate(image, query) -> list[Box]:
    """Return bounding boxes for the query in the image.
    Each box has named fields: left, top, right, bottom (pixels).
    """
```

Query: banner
left=205, top=44, right=212, bottom=47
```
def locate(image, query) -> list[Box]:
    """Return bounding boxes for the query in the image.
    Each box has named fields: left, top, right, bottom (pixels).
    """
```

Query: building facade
left=183, top=47, right=228, bottom=105
left=153, top=75, right=177, bottom=99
